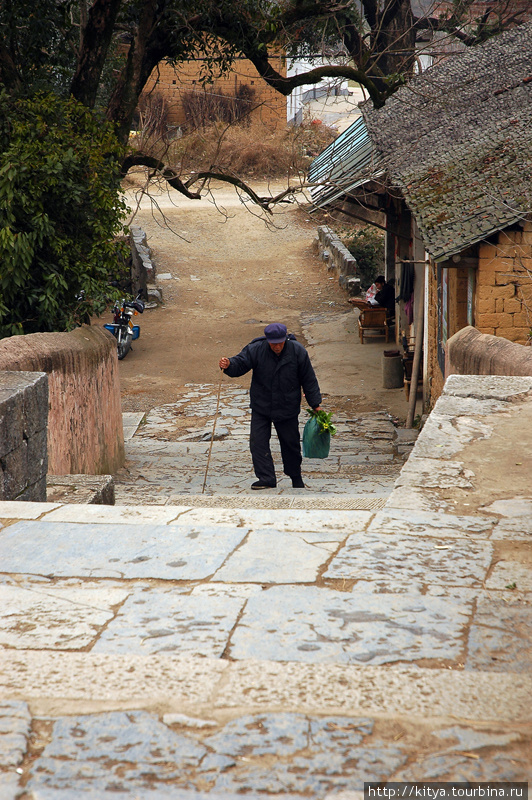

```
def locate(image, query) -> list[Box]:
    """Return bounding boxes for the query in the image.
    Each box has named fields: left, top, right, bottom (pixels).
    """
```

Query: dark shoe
left=291, top=475, right=305, bottom=488
left=251, top=480, right=276, bottom=490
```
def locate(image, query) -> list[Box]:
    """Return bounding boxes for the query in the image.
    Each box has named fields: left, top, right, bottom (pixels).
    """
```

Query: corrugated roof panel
left=308, top=117, right=384, bottom=208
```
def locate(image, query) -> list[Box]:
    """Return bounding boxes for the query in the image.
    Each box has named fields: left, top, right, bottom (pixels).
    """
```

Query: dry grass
left=128, top=119, right=337, bottom=181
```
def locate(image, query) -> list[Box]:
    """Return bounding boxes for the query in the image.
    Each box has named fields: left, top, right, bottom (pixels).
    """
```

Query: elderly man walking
left=219, top=323, right=322, bottom=490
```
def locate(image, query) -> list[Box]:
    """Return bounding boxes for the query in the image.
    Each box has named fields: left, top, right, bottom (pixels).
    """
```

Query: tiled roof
left=361, top=21, right=532, bottom=259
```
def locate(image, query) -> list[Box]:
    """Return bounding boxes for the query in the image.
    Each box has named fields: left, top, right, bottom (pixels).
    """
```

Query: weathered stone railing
left=0, top=371, right=48, bottom=501
left=130, top=226, right=163, bottom=305
left=0, top=326, right=124, bottom=477
left=446, top=326, right=532, bottom=377
left=316, top=226, right=361, bottom=296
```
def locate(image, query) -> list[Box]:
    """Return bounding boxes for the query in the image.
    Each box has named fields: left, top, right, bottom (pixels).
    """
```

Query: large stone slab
left=229, top=585, right=472, bottom=665
left=92, top=588, right=244, bottom=656
left=203, top=713, right=407, bottom=794
left=181, top=508, right=372, bottom=533
left=411, top=415, right=493, bottom=460
left=485, top=497, right=532, bottom=540
left=443, top=374, right=532, bottom=400
left=324, top=531, right=492, bottom=586
left=367, top=508, right=496, bottom=539
left=27, top=711, right=208, bottom=793
left=0, top=582, right=128, bottom=650
left=0, top=521, right=247, bottom=580
left=214, top=530, right=345, bottom=583
left=0, top=700, right=31, bottom=767
left=395, top=723, right=532, bottom=782
left=466, top=594, right=532, bottom=673
left=43, top=503, right=193, bottom=525
left=395, top=456, right=475, bottom=489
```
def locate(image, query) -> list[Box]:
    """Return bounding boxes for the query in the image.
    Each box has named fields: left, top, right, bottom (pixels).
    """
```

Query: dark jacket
left=224, top=334, right=322, bottom=420
left=375, top=281, right=395, bottom=316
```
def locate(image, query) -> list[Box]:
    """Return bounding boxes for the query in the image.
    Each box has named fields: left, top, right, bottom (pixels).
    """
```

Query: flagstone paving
left=114, top=383, right=409, bottom=503
left=0, top=376, right=531, bottom=798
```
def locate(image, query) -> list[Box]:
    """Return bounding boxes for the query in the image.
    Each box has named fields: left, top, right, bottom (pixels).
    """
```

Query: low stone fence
left=0, top=326, right=124, bottom=476
left=0, top=371, right=48, bottom=501
left=316, top=226, right=361, bottom=296
left=130, top=226, right=163, bottom=305
left=446, top=326, right=532, bottom=377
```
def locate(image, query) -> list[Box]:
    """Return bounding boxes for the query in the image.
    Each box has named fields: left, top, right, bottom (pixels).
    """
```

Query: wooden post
left=405, top=308, right=424, bottom=429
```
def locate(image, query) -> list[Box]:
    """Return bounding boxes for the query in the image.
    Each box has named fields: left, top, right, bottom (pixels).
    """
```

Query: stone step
left=1, top=651, right=529, bottom=723
left=46, top=474, right=115, bottom=505
left=113, top=491, right=387, bottom=510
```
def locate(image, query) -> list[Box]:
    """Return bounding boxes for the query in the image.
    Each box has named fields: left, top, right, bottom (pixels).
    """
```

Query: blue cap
left=264, top=323, right=287, bottom=343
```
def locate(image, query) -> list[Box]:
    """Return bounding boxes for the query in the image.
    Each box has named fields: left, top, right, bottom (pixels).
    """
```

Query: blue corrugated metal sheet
left=308, top=116, right=383, bottom=208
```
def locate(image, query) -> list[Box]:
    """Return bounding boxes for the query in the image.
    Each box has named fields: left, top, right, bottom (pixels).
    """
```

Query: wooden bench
left=358, top=307, right=390, bottom=344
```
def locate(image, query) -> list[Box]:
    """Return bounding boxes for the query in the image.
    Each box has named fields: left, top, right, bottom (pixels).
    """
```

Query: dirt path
left=115, top=181, right=409, bottom=421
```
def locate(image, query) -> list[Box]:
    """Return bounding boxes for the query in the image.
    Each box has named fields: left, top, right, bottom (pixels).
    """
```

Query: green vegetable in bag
left=302, top=408, right=336, bottom=459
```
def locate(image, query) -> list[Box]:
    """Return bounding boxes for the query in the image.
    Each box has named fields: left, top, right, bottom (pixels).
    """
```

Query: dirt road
left=115, top=181, right=409, bottom=421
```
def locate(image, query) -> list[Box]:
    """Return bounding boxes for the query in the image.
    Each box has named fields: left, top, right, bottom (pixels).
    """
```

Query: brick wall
left=143, top=56, right=287, bottom=130
left=0, top=326, right=124, bottom=476
left=476, top=219, right=532, bottom=343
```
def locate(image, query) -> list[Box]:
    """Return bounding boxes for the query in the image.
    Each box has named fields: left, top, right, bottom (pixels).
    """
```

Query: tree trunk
left=365, top=0, right=416, bottom=94
left=70, top=0, right=123, bottom=108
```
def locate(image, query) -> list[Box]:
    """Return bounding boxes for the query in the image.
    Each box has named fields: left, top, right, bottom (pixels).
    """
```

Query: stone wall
left=476, top=218, right=532, bottom=342
left=0, top=371, right=48, bottom=501
left=446, top=325, right=532, bottom=378
left=0, top=326, right=124, bottom=476
left=130, top=227, right=152, bottom=295
left=316, top=226, right=361, bottom=296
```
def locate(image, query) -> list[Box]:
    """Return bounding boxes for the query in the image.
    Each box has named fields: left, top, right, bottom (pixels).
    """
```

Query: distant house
left=141, top=54, right=288, bottom=132
left=141, top=54, right=366, bottom=134
left=309, top=21, right=532, bottom=407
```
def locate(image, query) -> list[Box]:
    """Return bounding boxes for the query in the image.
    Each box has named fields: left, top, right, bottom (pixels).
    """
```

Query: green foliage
left=305, top=408, right=337, bottom=436
left=343, top=226, right=385, bottom=290
left=0, top=0, right=77, bottom=95
left=0, top=92, right=128, bottom=337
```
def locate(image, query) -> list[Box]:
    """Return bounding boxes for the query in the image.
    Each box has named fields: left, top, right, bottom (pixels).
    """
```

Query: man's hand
left=219, top=357, right=230, bottom=370
left=313, top=406, right=322, bottom=411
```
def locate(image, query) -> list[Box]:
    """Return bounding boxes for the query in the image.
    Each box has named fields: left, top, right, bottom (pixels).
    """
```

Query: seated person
left=349, top=275, right=395, bottom=320
left=372, top=275, right=395, bottom=320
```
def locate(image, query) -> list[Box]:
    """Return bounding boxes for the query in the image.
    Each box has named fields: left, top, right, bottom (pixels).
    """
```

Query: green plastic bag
left=302, top=416, right=331, bottom=459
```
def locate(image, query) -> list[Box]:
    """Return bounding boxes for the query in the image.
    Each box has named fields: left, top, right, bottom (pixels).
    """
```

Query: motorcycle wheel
left=117, top=329, right=133, bottom=360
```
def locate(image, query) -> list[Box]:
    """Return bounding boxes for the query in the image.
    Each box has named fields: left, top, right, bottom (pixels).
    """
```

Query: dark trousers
left=250, top=411, right=302, bottom=484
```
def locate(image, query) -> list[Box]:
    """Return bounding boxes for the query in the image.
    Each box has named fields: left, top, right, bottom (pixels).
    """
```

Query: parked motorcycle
left=104, top=291, right=144, bottom=360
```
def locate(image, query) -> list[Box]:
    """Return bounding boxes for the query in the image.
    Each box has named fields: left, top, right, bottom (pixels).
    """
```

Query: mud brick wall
left=0, top=326, right=124, bottom=476
left=476, top=219, right=532, bottom=342
left=0, top=371, right=48, bottom=501
left=316, top=226, right=360, bottom=296
left=143, top=56, right=287, bottom=130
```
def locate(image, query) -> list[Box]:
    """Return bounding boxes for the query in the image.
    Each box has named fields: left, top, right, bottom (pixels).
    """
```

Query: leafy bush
left=343, top=226, right=385, bottom=289
left=0, top=92, right=128, bottom=336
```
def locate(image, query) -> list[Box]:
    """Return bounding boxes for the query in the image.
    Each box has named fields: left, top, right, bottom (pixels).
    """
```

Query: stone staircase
left=0, top=376, right=531, bottom=798
left=115, top=382, right=415, bottom=507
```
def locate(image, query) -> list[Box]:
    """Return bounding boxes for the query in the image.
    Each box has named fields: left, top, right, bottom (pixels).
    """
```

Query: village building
left=309, top=20, right=532, bottom=408
left=141, top=54, right=288, bottom=132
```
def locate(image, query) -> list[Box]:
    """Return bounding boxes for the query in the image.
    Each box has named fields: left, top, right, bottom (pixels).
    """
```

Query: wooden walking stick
left=201, top=370, right=224, bottom=494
